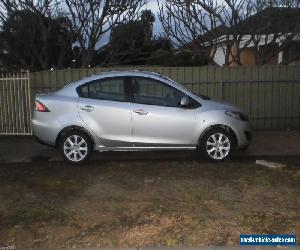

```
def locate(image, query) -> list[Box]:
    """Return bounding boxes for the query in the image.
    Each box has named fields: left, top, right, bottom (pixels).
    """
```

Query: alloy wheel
left=206, top=133, right=231, bottom=160
left=63, top=135, right=88, bottom=162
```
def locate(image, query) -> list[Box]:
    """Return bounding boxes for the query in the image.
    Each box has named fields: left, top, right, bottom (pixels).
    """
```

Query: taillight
left=35, top=101, right=50, bottom=112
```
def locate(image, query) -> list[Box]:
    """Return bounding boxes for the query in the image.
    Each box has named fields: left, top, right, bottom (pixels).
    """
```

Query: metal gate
left=0, top=70, right=32, bottom=135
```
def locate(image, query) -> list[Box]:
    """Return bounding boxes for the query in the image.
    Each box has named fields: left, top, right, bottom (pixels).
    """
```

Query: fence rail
left=0, top=71, right=32, bottom=135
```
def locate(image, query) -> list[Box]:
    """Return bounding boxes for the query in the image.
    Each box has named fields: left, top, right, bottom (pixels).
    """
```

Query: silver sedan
left=32, top=71, right=251, bottom=164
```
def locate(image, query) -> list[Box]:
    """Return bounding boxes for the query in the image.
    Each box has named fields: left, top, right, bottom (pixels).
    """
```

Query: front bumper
left=234, top=121, right=252, bottom=149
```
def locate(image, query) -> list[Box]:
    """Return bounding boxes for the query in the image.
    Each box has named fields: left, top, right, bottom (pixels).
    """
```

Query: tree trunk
left=81, top=47, right=95, bottom=68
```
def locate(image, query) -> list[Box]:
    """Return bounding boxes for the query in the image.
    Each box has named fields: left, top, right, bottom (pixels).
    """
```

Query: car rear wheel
left=199, top=128, right=234, bottom=161
left=59, top=131, right=92, bottom=165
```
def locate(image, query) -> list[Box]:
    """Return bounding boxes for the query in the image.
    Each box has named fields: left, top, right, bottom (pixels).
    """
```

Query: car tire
left=198, top=128, right=235, bottom=161
left=59, top=130, right=93, bottom=165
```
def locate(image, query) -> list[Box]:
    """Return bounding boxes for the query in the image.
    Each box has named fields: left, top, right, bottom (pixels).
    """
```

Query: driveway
left=1, top=131, right=300, bottom=163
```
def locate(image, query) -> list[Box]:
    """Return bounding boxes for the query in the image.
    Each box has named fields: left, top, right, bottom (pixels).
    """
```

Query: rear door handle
left=134, top=109, right=148, bottom=115
left=81, top=105, right=94, bottom=112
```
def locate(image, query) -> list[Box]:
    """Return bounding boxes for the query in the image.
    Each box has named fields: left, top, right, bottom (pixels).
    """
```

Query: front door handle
left=81, top=105, right=94, bottom=112
left=134, top=109, right=148, bottom=116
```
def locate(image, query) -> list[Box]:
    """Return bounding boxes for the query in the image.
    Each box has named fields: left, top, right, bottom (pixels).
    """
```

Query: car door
left=77, top=77, right=133, bottom=148
left=130, top=77, right=199, bottom=148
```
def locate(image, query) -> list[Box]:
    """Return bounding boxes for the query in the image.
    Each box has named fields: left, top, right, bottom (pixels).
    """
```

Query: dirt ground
left=0, top=156, right=299, bottom=249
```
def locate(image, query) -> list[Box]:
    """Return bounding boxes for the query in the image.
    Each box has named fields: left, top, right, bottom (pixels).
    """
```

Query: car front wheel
left=199, top=128, right=234, bottom=161
left=59, top=131, right=92, bottom=165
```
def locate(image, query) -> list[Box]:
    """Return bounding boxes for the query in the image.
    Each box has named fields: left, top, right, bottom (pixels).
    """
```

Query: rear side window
left=78, top=78, right=125, bottom=102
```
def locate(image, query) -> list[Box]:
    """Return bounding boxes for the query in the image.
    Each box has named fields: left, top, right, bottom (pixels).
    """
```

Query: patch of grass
left=2, top=202, right=67, bottom=228
left=40, top=179, right=84, bottom=194
left=164, top=233, right=184, bottom=246
left=0, top=158, right=299, bottom=248
left=237, top=212, right=291, bottom=233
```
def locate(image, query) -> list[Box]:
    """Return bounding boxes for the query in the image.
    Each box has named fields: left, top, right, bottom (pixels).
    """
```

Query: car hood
left=198, top=97, right=244, bottom=113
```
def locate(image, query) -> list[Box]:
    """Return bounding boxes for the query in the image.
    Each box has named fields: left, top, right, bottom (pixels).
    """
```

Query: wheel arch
left=55, top=125, right=94, bottom=149
left=197, top=124, right=238, bottom=148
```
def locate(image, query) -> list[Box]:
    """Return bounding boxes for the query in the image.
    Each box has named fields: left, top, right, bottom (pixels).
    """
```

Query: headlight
left=225, top=111, right=249, bottom=121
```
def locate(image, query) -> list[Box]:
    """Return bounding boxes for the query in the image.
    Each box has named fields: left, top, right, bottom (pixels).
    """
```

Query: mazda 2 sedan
left=32, top=71, right=251, bottom=164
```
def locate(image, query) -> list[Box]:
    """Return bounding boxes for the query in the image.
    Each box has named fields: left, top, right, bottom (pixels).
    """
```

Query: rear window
left=77, top=78, right=125, bottom=102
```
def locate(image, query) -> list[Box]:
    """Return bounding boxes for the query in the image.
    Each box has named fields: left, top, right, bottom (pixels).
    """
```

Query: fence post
left=27, top=70, right=32, bottom=134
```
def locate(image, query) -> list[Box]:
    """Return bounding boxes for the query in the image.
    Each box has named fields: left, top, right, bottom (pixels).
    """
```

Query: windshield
left=162, top=76, right=211, bottom=101
left=177, top=81, right=211, bottom=101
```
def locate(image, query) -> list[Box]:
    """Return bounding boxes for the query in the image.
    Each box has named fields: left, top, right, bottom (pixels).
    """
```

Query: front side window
left=131, top=77, right=186, bottom=107
left=78, top=78, right=125, bottom=102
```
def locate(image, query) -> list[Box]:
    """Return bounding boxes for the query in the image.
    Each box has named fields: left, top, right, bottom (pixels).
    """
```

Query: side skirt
left=95, top=146, right=196, bottom=152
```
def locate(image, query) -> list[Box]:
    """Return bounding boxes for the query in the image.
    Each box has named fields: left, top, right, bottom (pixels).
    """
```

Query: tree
left=105, top=10, right=156, bottom=65
left=0, top=10, right=75, bottom=70
left=0, top=0, right=75, bottom=70
left=64, top=0, right=146, bottom=68
left=247, top=0, right=300, bottom=65
left=158, top=0, right=300, bottom=66
left=158, top=0, right=259, bottom=65
left=141, top=10, right=156, bottom=43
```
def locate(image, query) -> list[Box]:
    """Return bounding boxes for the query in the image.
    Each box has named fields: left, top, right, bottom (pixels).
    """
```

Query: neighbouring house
left=193, top=7, right=300, bottom=66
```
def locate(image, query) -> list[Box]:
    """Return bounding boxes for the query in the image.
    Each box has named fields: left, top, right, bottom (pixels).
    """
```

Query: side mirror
left=180, top=96, right=190, bottom=107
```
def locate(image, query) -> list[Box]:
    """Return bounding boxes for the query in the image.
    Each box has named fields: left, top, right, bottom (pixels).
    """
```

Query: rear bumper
left=33, top=134, right=55, bottom=147
left=32, top=119, right=58, bottom=147
left=32, top=111, right=60, bottom=147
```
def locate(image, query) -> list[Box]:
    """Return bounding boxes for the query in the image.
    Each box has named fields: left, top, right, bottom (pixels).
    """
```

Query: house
left=197, top=7, right=300, bottom=66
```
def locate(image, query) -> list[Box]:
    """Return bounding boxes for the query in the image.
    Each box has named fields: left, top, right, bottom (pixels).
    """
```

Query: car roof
left=65, top=70, right=178, bottom=89
left=87, top=70, right=170, bottom=81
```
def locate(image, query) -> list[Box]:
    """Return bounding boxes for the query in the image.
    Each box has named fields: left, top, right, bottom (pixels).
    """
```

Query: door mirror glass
left=180, top=96, right=190, bottom=107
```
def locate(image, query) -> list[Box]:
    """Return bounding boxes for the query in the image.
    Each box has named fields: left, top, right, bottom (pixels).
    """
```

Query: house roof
left=189, top=7, right=300, bottom=47
left=236, top=7, right=300, bottom=35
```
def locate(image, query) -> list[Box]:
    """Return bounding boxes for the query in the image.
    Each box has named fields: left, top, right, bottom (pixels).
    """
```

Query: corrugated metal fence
left=0, top=70, right=32, bottom=134
left=31, top=66, right=300, bottom=130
